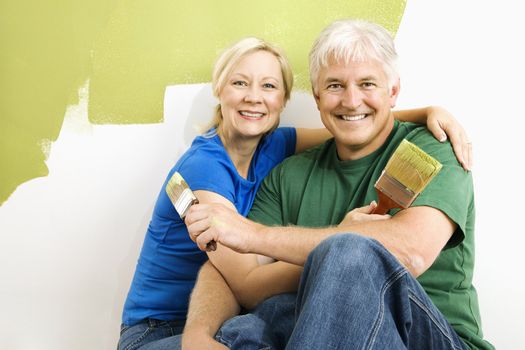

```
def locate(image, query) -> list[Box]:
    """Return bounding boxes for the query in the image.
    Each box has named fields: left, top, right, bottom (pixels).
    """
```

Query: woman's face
left=219, top=50, right=285, bottom=140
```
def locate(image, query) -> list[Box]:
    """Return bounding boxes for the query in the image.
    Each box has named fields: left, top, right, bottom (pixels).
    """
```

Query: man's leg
left=286, top=233, right=467, bottom=350
left=216, top=293, right=297, bottom=350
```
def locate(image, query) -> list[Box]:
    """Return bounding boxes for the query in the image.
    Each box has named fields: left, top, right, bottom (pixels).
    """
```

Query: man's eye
left=327, top=83, right=343, bottom=90
left=361, top=82, right=376, bottom=89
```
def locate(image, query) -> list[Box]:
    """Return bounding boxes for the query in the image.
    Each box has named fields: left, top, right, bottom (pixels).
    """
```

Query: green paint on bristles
left=385, top=140, right=443, bottom=194
left=171, top=172, right=183, bottom=185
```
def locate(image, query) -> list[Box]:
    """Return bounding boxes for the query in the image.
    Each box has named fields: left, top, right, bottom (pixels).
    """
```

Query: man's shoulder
left=396, top=122, right=455, bottom=158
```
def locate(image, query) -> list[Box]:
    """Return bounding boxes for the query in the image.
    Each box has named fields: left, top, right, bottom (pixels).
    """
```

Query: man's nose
left=341, top=84, right=362, bottom=109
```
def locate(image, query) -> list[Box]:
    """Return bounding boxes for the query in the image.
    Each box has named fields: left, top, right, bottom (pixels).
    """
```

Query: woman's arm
left=180, top=189, right=301, bottom=348
left=181, top=262, right=236, bottom=350
left=393, top=106, right=472, bottom=170
left=294, top=128, right=332, bottom=153
left=193, top=190, right=302, bottom=308
left=295, top=106, right=472, bottom=170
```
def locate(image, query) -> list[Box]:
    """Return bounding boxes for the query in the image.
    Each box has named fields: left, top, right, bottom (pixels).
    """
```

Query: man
left=183, top=19, right=493, bottom=349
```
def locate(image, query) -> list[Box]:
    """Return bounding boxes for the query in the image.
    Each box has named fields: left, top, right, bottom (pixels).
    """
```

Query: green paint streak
left=0, top=0, right=406, bottom=205
left=0, top=0, right=118, bottom=204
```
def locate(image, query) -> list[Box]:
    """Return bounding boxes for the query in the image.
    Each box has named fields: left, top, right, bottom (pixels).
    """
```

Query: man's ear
left=312, top=87, right=321, bottom=111
left=390, top=78, right=401, bottom=108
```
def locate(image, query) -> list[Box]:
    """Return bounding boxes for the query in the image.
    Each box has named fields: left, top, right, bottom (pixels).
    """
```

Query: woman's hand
left=425, top=106, right=472, bottom=171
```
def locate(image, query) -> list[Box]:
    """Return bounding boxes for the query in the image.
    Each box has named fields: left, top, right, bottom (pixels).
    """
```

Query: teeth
left=340, top=114, right=366, bottom=121
left=240, top=111, right=264, bottom=118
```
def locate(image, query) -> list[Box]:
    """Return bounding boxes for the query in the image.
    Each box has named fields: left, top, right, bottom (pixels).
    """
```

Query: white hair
left=309, top=19, right=399, bottom=93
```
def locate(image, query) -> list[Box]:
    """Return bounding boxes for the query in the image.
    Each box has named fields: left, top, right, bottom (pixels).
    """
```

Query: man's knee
left=309, top=233, right=385, bottom=272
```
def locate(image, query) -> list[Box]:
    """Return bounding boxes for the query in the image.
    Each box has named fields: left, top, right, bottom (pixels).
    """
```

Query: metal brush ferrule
left=374, top=171, right=417, bottom=209
left=175, top=188, right=198, bottom=218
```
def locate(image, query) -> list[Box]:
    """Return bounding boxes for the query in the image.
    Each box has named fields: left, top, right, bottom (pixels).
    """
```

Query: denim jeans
left=117, top=318, right=184, bottom=350
left=217, top=233, right=468, bottom=350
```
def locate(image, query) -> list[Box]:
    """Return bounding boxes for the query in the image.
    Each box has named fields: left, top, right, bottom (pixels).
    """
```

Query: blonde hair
left=309, top=19, right=399, bottom=94
left=204, top=37, right=294, bottom=133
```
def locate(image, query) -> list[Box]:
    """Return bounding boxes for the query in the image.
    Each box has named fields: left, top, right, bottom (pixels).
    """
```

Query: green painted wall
left=0, top=0, right=406, bottom=205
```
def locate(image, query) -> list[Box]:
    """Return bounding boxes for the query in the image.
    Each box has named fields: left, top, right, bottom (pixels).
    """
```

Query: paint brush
left=166, top=171, right=217, bottom=251
left=372, top=139, right=442, bottom=215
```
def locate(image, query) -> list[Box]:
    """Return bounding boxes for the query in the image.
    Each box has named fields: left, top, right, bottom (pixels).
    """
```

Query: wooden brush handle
left=206, top=241, right=217, bottom=252
left=372, top=189, right=401, bottom=215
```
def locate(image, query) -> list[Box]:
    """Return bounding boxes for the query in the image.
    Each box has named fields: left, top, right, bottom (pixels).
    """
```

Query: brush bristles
left=166, top=171, right=198, bottom=218
left=385, top=140, right=442, bottom=194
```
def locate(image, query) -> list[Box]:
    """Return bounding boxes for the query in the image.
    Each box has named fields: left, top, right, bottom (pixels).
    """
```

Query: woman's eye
left=233, top=80, right=248, bottom=87
left=262, top=83, right=276, bottom=89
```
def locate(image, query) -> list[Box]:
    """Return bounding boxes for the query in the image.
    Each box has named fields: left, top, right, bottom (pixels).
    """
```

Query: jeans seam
left=215, top=331, right=232, bottom=348
left=408, top=292, right=464, bottom=350
left=120, top=325, right=130, bottom=337
left=365, top=267, right=407, bottom=350
left=123, top=326, right=153, bottom=350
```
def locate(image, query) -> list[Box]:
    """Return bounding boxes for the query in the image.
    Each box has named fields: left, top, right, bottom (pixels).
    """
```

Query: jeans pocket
left=119, top=323, right=152, bottom=350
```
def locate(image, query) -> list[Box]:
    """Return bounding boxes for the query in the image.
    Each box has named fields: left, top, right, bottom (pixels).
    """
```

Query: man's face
left=314, top=58, right=400, bottom=161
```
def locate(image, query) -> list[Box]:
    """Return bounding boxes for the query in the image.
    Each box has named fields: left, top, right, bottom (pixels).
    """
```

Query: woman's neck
left=219, top=127, right=262, bottom=179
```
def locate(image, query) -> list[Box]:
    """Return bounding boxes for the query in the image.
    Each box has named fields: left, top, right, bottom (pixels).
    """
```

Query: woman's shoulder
left=258, top=127, right=297, bottom=161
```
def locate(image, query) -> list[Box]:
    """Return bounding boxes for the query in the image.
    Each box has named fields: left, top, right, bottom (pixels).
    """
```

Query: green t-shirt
left=249, top=121, right=494, bottom=350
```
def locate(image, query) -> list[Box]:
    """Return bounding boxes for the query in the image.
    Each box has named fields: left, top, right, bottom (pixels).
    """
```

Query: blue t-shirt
left=122, top=127, right=296, bottom=326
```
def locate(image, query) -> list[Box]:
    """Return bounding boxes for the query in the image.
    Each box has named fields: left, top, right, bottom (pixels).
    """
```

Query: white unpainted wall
left=1, top=1, right=523, bottom=349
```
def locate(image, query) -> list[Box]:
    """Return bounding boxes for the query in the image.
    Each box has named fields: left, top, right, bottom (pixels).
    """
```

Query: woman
left=118, top=37, right=471, bottom=350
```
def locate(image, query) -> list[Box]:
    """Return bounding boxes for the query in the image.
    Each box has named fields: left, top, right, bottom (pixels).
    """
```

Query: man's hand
left=338, top=201, right=391, bottom=229
left=185, top=203, right=263, bottom=253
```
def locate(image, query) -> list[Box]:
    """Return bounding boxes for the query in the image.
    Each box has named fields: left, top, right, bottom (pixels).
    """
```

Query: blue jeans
left=117, top=318, right=184, bottom=350
left=217, top=233, right=468, bottom=350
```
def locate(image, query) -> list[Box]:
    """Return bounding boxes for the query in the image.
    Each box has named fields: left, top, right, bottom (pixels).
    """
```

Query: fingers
left=464, top=140, right=473, bottom=171
left=366, top=213, right=391, bottom=221
left=447, top=127, right=472, bottom=171
left=425, top=107, right=472, bottom=171
left=196, top=229, right=217, bottom=252
left=351, top=201, right=377, bottom=214
left=184, top=203, right=225, bottom=252
left=343, top=201, right=390, bottom=223
left=186, top=218, right=211, bottom=241
left=434, top=120, right=472, bottom=171
left=435, top=119, right=472, bottom=171
left=184, top=203, right=211, bottom=225
left=427, top=118, right=448, bottom=143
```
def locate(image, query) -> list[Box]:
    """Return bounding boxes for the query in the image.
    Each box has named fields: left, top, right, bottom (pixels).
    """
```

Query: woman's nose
left=244, top=86, right=263, bottom=103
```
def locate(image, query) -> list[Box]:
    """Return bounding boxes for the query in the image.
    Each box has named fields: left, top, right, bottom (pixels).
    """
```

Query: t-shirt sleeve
left=407, top=130, right=474, bottom=248
left=176, top=146, right=236, bottom=204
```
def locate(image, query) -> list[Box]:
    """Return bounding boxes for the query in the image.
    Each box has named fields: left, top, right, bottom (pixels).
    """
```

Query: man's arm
left=180, top=190, right=303, bottom=348
left=182, top=262, right=236, bottom=349
left=186, top=203, right=455, bottom=277
left=193, top=190, right=303, bottom=309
